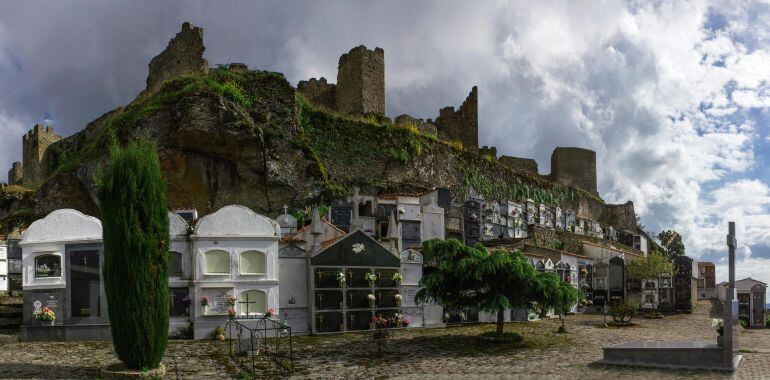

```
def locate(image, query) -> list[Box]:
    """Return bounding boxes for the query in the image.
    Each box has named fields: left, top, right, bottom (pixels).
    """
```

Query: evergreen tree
left=100, top=139, right=169, bottom=370
left=416, top=239, right=539, bottom=336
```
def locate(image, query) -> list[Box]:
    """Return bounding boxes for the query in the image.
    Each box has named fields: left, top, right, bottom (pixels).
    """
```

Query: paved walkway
left=0, top=300, right=768, bottom=379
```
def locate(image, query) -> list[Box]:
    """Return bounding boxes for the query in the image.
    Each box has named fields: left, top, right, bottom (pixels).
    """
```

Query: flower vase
left=185, top=306, right=190, bottom=316
left=396, top=300, right=402, bottom=307
left=203, top=305, right=208, bottom=315
left=339, top=280, right=345, bottom=288
left=47, top=320, right=55, bottom=326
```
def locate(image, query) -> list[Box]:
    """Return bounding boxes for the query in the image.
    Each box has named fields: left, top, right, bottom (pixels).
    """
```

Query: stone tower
left=435, top=86, right=478, bottom=150
left=145, top=22, right=209, bottom=94
left=336, top=45, right=385, bottom=115
left=549, top=147, right=597, bottom=195
left=7, top=161, right=22, bottom=186
left=22, top=124, right=61, bottom=188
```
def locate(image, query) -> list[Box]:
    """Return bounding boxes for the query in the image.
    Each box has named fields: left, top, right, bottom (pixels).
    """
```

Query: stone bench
left=599, top=340, right=741, bottom=371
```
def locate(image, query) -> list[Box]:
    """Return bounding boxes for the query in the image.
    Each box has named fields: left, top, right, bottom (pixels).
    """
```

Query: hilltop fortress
left=1, top=22, right=636, bottom=239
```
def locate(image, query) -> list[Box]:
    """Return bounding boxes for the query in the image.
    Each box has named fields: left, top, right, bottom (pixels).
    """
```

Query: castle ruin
left=20, top=124, right=61, bottom=188
left=298, top=45, right=386, bottom=116
left=145, top=22, right=209, bottom=94
left=434, top=86, right=479, bottom=150
left=7, top=161, right=22, bottom=186
left=550, top=147, right=598, bottom=195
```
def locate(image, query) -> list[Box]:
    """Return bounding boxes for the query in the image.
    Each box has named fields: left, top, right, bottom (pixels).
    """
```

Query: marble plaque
left=402, top=306, right=424, bottom=328
left=400, top=285, right=419, bottom=307
left=202, top=288, right=234, bottom=315
left=280, top=308, right=309, bottom=333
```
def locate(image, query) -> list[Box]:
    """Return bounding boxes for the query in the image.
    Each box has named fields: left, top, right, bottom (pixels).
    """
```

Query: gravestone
left=600, top=222, right=742, bottom=371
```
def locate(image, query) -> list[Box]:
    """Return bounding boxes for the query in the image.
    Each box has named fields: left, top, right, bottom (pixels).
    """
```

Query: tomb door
left=70, top=250, right=101, bottom=318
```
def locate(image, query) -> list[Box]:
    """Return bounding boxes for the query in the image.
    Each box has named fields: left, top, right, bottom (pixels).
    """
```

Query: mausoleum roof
left=21, top=209, right=102, bottom=244
left=194, top=205, right=280, bottom=238
left=168, top=211, right=190, bottom=238
left=276, top=213, right=297, bottom=228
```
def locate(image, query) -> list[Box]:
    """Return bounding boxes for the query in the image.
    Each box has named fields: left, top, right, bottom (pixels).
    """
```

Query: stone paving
left=0, top=300, right=768, bottom=379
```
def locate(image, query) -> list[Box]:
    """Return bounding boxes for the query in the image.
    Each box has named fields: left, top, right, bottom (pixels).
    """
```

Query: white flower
left=337, top=271, right=346, bottom=282
left=352, top=243, right=365, bottom=254
left=394, top=294, right=402, bottom=300
left=367, top=294, right=376, bottom=301
left=712, top=318, right=724, bottom=328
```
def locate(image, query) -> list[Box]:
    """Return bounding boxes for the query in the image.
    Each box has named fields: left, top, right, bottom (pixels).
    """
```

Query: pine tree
left=100, top=139, right=169, bottom=370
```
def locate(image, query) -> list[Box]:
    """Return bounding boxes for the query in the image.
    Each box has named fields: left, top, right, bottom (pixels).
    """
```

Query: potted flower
left=402, top=318, right=410, bottom=327
left=394, top=293, right=403, bottom=307
left=367, top=294, right=376, bottom=307
left=226, top=295, right=237, bottom=306
left=337, top=271, right=346, bottom=288
left=33, top=307, right=56, bottom=326
left=365, top=272, right=378, bottom=285
left=201, top=296, right=210, bottom=315
left=712, top=318, right=725, bottom=346
left=391, top=272, right=404, bottom=285
left=228, top=307, right=237, bottom=319
left=214, top=325, right=225, bottom=341
left=266, top=307, right=276, bottom=318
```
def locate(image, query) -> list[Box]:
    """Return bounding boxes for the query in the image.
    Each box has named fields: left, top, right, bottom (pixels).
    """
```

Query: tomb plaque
left=400, top=285, right=419, bottom=307
left=402, top=306, right=423, bottom=327
left=280, top=245, right=305, bottom=258
left=281, top=308, right=309, bottom=333
left=203, top=288, right=234, bottom=315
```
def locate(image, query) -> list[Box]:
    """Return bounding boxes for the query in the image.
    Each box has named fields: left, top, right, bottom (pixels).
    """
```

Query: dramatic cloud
left=1, top=1, right=769, bottom=284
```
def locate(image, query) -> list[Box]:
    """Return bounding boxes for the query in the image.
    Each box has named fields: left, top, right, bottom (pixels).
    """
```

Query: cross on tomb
left=238, top=293, right=259, bottom=316
left=283, top=204, right=289, bottom=214
left=347, top=187, right=367, bottom=231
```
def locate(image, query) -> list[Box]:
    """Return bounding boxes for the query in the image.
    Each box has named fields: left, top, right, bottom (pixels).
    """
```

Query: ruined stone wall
left=601, top=201, right=637, bottom=232
left=498, top=156, right=538, bottom=176
left=146, top=22, right=209, bottom=94
left=394, top=115, right=437, bottom=136
left=22, top=125, right=61, bottom=188
left=478, top=145, right=497, bottom=158
left=297, top=77, right=337, bottom=111
left=7, top=162, right=22, bottom=186
left=549, top=147, right=597, bottom=195
left=435, top=86, right=478, bottom=150
left=336, top=45, right=385, bottom=115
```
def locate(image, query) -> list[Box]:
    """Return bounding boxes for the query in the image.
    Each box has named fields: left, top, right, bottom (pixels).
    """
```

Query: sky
left=1, top=1, right=769, bottom=284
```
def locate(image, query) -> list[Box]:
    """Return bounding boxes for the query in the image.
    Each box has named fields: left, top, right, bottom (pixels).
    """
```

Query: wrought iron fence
left=225, top=316, right=294, bottom=374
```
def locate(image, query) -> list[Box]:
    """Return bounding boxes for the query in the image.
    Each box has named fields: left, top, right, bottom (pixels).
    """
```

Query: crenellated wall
left=297, top=77, right=337, bottom=111
left=498, top=156, right=538, bottom=176
left=22, top=124, right=61, bottom=189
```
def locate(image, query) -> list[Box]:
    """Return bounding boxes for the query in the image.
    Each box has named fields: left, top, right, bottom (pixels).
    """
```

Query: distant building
left=697, top=262, right=716, bottom=299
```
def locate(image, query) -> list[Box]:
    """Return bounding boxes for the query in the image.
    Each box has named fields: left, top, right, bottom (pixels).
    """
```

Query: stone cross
left=283, top=204, right=289, bottom=214
left=723, top=221, right=741, bottom=369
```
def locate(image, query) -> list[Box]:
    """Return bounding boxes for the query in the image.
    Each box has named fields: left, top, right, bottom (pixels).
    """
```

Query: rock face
left=145, top=22, right=209, bottom=94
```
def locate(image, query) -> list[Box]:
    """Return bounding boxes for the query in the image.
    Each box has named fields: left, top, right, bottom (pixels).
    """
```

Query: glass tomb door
left=70, top=251, right=101, bottom=318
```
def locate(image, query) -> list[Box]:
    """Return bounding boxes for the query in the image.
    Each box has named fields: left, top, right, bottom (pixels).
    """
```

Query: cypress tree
left=100, top=139, right=169, bottom=370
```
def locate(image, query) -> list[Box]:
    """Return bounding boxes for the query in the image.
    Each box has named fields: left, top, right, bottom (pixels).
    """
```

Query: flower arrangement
left=226, top=295, right=237, bottom=306
left=459, top=311, right=467, bottom=322
left=365, top=272, right=378, bottom=283
left=34, top=307, right=56, bottom=322
left=228, top=307, right=237, bottom=318
left=337, top=271, right=346, bottom=286
left=712, top=318, right=725, bottom=335
left=352, top=243, right=366, bottom=254
left=579, top=298, right=593, bottom=307
left=200, top=296, right=210, bottom=307
left=391, top=272, right=403, bottom=284
left=266, top=307, right=276, bottom=318
left=373, top=316, right=388, bottom=329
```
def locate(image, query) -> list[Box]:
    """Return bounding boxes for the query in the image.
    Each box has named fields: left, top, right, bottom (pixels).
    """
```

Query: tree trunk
left=496, top=307, right=505, bottom=335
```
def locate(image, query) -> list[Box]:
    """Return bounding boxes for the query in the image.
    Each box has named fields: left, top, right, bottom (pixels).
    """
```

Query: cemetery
left=0, top=20, right=768, bottom=379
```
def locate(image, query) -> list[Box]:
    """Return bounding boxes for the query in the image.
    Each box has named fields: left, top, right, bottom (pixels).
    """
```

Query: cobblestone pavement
left=0, top=300, right=769, bottom=379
